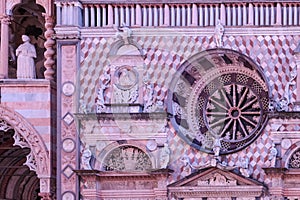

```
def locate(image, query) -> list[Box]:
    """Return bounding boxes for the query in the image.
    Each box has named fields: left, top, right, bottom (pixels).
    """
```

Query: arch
left=95, top=141, right=156, bottom=171
left=282, top=141, right=300, bottom=168
left=0, top=104, right=50, bottom=178
left=6, top=0, right=50, bottom=15
left=109, top=39, right=144, bottom=57
left=167, top=48, right=271, bottom=154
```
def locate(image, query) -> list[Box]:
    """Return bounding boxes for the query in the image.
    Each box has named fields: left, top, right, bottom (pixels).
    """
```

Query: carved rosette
left=168, top=49, right=270, bottom=154
left=43, top=14, right=55, bottom=80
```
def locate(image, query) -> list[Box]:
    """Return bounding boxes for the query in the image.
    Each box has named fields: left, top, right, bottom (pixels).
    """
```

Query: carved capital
left=0, top=15, right=11, bottom=25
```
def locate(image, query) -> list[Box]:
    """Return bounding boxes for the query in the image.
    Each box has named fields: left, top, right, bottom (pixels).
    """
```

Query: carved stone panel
left=102, top=145, right=152, bottom=171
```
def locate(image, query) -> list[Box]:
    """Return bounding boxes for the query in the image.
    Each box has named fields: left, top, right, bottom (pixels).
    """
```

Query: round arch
left=95, top=141, right=156, bottom=171
left=0, top=105, right=50, bottom=191
left=6, top=0, right=51, bottom=15
left=282, top=141, right=300, bottom=168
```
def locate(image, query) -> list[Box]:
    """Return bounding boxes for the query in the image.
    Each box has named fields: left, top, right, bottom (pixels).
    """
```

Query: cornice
left=79, top=26, right=300, bottom=38
left=79, top=0, right=300, bottom=4
left=268, top=112, right=300, bottom=119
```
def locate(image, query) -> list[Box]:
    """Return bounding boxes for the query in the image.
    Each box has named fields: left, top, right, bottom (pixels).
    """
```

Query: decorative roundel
left=114, top=66, right=138, bottom=90
left=167, top=49, right=270, bottom=154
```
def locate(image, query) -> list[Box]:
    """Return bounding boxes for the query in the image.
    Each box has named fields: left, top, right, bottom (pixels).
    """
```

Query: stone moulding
left=268, top=111, right=300, bottom=119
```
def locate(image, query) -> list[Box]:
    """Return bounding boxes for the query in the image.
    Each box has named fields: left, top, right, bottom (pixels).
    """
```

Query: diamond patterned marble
left=80, top=33, right=300, bottom=184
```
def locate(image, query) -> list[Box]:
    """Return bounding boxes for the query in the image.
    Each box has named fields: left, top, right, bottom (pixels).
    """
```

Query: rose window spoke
left=206, top=83, right=261, bottom=141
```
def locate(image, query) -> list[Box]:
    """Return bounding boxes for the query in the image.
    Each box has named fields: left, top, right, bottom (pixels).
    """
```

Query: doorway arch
left=0, top=105, right=51, bottom=198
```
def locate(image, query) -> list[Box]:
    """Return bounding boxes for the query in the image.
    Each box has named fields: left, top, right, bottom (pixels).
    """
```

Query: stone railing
left=56, top=2, right=300, bottom=27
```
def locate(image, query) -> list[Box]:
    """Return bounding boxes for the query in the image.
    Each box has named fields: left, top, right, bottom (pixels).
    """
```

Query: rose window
left=168, top=49, right=269, bottom=154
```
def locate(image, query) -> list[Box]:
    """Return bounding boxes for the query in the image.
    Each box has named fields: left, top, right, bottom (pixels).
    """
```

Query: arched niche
left=7, top=0, right=46, bottom=78
left=0, top=105, right=51, bottom=194
left=95, top=141, right=156, bottom=171
left=282, top=141, right=300, bottom=168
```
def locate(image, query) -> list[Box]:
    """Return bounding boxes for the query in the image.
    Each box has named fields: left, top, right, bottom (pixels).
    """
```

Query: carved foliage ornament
left=167, top=49, right=269, bottom=154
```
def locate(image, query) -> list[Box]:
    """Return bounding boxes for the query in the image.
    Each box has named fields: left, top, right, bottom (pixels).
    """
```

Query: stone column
left=0, top=15, right=10, bottom=79
left=43, top=14, right=55, bottom=80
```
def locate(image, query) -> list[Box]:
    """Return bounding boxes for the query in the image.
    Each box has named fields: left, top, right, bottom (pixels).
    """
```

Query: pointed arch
left=0, top=104, right=50, bottom=177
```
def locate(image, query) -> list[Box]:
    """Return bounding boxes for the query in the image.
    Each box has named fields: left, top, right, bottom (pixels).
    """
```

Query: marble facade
left=1, top=0, right=300, bottom=199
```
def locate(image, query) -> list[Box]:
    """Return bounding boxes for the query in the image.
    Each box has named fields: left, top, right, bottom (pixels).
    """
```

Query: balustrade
left=55, top=2, right=300, bottom=28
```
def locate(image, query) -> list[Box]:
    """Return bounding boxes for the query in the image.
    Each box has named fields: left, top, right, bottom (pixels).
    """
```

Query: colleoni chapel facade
left=1, top=0, right=300, bottom=199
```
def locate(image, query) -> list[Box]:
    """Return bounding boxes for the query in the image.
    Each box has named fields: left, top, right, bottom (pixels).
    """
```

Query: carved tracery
left=288, top=149, right=300, bottom=168
left=0, top=105, right=49, bottom=176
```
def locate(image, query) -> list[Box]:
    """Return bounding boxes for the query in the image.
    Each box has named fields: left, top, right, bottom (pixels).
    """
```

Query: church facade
left=1, top=0, right=300, bottom=199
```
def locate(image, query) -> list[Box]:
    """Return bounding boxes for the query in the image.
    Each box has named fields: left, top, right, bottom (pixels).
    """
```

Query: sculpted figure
left=16, top=35, right=37, bottom=79
left=269, top=143, right=278, bottom=167
left=160, top=143, right=170, bottom=169
left=239, top=157, right=250, bottom=177
left=81, top=148, right=92, bottom=170
left=214, top=19, right=225, bottom=47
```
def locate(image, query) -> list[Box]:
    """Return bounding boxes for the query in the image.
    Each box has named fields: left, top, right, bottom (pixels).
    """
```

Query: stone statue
left=180, top=155, right=192, bottom=177
left=276, top=71, right=296, bottom=111
left=81, top=148, right=92, bottom=170
left=212, top=136, right=223, bottom=157
left=269, top=143, right=278, bottom=167
left=16, top=35, right=37, bottom=79
left=96, top=69, right=110, bottom=113
left=115, top=22, right=132, bottom=44
left=160, top=143, right=170, bottom=169
left=239, top=157, right=250, bottom=177
left=214, top=19, right=225, bottom=47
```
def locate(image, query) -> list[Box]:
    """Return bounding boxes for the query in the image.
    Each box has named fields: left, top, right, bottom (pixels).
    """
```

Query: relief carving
left=113, top=67, right=139, bottom=104
left=198, top=173, right=237, bottom=186
left=102, top=146, right=152, bottom=171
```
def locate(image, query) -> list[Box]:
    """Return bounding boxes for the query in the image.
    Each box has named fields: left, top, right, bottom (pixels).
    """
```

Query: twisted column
left=43, top=14, right=55, bottom=80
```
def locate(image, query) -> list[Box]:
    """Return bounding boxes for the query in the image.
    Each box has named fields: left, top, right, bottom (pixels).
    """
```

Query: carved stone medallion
left=62, top=81, right=75, bottom=96
left=62, top=138, right=75, bottom=152
left=114, top=66, right=138, bottom=90
left=167, top=49, right=269, bottom=154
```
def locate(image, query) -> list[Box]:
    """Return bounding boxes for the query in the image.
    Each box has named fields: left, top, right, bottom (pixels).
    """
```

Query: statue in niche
left=81, top=148, right=92, bottom=170
left=214, top=19, right=225, bottom=48
left=269, top=143, right=278, bottom=167
left=16, top=35, right=37, bottom=79
left=159, top=143, right=170, bottom=169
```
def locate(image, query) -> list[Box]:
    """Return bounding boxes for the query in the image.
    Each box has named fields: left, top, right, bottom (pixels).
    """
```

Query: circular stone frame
left=167, top=48, right=270, bottom=154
